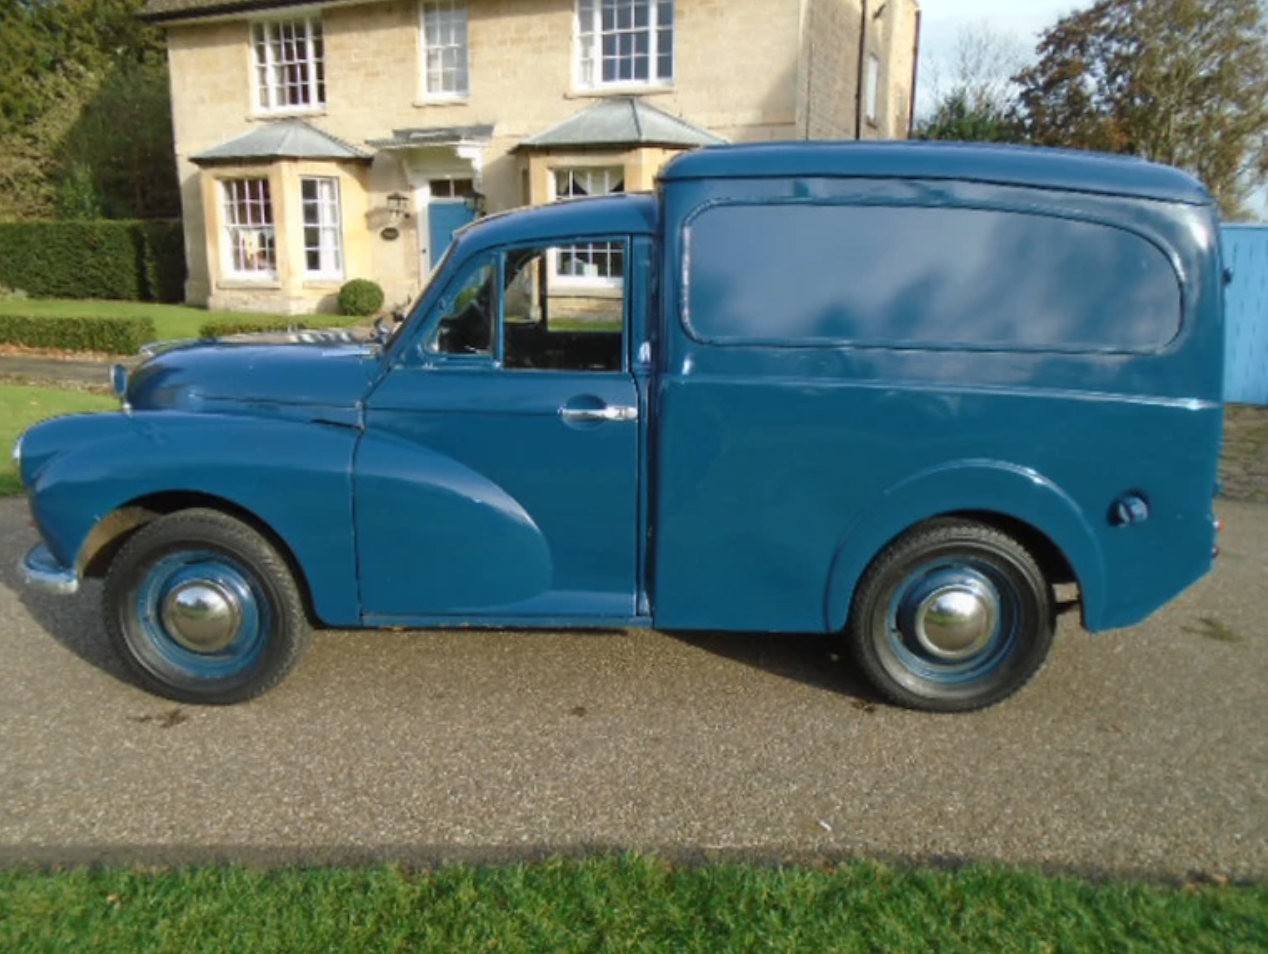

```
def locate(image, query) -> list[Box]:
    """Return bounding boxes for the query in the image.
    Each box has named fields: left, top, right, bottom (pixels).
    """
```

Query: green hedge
left=198, top=319, right=303, bottom=338
left=0, top=220, right=185, bottom=302
left=0, top=314, right=157, bottom=353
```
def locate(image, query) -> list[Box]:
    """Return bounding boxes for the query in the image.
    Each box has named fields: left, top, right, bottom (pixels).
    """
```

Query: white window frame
left=252, top=15, right=325, bottom=115
left=420, top=0, right=470, bottom=100
left=301, top=176, right=344, bottom=280
left=551, top=167, right=625, bottom=290
left=576, top=0, right=674, bottom=91
left=865, top=53, right=881, bottom=126
left=220, top=178, right=277, bottom=280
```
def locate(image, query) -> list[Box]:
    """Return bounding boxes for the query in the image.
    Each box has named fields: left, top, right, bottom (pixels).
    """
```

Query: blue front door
left=428, top=202, right=476, bottom=264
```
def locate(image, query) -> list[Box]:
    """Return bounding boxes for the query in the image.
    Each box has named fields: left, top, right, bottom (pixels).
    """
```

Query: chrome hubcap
left=910, top=582, right=998, bottom=660
left=160, top=581, right=243, bottom=653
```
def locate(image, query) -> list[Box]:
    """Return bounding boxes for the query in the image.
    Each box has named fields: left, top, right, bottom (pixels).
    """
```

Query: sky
left=916, top=0, right=1081, bottom=115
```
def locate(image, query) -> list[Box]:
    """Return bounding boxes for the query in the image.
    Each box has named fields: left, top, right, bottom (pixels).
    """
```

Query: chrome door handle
left=559, top=405, right=638, bottom=422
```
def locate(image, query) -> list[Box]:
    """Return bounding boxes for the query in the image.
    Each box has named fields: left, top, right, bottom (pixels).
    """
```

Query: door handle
left=559, top=405, right=638, bottom=423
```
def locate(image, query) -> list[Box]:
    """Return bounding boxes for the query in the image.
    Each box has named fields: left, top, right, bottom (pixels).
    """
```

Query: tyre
left=846, top=519, right=1055, bottom=713
left=104, top=508, right=310, bottom=705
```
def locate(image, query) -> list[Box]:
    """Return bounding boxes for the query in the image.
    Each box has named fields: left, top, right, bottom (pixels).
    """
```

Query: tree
left=0, top=0, right=174, bottom=221
left=917, top=22, right=1028, bottom=143
left=917, top=89, right=1023, bottom=143
left=1015, top=0, right=1268, bottom=218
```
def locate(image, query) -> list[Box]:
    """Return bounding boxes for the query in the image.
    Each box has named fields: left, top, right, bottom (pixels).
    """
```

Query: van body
left=16, top=142, right=1225, bottom=711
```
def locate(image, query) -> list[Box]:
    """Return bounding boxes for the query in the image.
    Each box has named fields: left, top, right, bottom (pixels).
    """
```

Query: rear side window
left=684, top=203, right=1182, bottom=351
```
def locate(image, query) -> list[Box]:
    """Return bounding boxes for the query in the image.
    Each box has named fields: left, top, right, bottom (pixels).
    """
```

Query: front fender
left=25, top=411, right=360, bottom=625
left=824, top=460, right=1106, bottom=632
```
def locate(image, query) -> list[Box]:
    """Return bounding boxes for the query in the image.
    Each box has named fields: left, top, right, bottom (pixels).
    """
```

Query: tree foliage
left=0, top=0, right=175, bottom=221
left=916, top=90, right=1024, bottom=143
left=916, top=22, right=1028, bottom=144
left=1015, top=0, right=1268, bottom=218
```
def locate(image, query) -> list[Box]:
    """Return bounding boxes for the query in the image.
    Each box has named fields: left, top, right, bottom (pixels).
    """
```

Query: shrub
left=0, top=220, right=185, bottom=302
left=198, top=320, right=305, bottom=338
left=137, top=221, right=187, bottom=303
left=0, top=314, right=156, bottom=353
left=0, top=285, right=29, bottom=301
left=338, top=279, right=384, bottom=317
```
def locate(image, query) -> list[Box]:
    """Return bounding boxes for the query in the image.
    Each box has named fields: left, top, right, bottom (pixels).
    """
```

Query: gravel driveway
left=0, top=497, right=1265, bottom=879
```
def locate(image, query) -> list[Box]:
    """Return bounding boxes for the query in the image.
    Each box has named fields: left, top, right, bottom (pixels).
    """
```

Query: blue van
left=14, top=143, right=1225, bottom=711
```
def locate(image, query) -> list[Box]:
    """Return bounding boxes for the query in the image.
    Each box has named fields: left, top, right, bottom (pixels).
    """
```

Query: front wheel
left=104, top=509, right=310, bottom=705
left=846, top=519, right=1055, bottom=712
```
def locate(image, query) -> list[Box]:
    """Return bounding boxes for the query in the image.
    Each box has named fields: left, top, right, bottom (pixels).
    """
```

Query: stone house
left=140, top=0, right=921, bottom=314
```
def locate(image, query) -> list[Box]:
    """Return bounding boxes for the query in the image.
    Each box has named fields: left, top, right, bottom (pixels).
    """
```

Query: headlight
left=110, top=363, right=129, bottom=399
left=11, top=430, right=24, bottom=488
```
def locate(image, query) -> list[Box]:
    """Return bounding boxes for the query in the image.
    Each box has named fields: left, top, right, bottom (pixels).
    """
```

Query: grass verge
left=0, top=384, right=117, bottom=495
left=0, top=857, right=1263, bottom=954
left=0, top=299, right=348, bottom=343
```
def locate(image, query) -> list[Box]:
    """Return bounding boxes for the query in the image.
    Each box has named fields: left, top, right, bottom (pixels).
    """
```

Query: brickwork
left=165, top=0, right=920, bottom=311
left=801, top=0, right=860, bottom=140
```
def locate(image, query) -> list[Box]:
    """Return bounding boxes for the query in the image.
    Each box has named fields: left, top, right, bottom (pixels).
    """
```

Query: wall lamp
left=464, top=191, right=487, bottom=216
left=386, top=192, right=411, bottom=224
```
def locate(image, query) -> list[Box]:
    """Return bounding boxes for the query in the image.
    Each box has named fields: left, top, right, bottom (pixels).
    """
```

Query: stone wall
left=164, top=0, right=920, bottom=312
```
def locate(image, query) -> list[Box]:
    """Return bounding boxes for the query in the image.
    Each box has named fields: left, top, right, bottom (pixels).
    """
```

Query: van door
left=354, top=240, right=640, bottom=623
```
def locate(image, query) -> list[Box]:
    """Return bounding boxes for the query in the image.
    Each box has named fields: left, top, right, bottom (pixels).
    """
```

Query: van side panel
left=650, top=176, right=1223, bottom=634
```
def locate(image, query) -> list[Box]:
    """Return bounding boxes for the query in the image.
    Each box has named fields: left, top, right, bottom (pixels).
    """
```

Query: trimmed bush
left=0, top=314, right=157, bottom=353
left=137, top=221, right=187, bottom=303
left=0, top=220, right=185, bottom=302
left=338, top=279, right=384, bottom=317
left=198, top=319, right=305, bottom=338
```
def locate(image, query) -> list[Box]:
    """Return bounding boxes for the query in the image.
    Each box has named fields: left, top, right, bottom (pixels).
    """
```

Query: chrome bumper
left=19, top=544, right=80, bottom=596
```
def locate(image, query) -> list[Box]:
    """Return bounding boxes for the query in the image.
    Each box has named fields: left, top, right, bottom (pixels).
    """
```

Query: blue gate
left=1222, top=225, right=1268, bottom=406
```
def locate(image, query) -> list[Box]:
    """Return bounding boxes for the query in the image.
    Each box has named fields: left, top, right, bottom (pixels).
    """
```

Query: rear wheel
left=104, top=509, right=310, bottom=705
left=846, top=519, right=1055, bottom=712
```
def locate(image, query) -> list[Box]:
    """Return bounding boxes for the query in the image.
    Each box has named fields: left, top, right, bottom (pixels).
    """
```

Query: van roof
left=659, top=142, right=1213, bottom=206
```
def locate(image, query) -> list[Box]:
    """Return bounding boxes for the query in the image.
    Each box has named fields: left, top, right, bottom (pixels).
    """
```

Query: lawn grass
left=0, top=857, right=1263, bottom=954
left=0, top=299, right=349, bottom=342
left=0, top=384, right=117, bottom=495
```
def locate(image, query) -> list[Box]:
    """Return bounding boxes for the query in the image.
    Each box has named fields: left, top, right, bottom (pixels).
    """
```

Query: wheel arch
left=79, top=491, right=319, bottom=625
left=824, top=461, right=1105, bottom=633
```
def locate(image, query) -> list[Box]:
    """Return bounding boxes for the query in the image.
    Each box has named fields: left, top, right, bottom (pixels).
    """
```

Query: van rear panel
left=650, top=157, right=1224, bottom=634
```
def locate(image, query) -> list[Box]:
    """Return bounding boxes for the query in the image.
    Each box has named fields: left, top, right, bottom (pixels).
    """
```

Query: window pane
left=301, top=176, right=343, bottom=277
left=578, top=0, right=672, bottom=87
left=504, top=246, right=625, bottom=373
left=422, top=1, right=469, bottom=96
left=552, top=167, right=625, bottom=292
left=685, top=204, right=1183, bottom=351
left=252, top=17, right=324, bottom=111
left=222, top=178, right=275, bottom=276
left=428, top=259, right=495, bottom=355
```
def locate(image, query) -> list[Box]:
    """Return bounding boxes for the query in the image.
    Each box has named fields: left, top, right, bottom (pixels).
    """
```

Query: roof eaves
left=190, top=120, right=372, bottom=164
left=141, top=0, right=380, bottom=24
left=141, top=0, right=310, bottom=22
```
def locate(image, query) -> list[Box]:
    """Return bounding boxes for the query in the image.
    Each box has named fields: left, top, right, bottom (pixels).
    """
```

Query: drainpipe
left=855, top=0, right=869, bottom=140
left=908, top=5, right=922, bottom=137
left=798, top=0, right=810, bottom=139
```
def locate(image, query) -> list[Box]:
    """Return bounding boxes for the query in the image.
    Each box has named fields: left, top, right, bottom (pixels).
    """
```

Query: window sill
left=217, top=277, right=281, bottom=290
left=566, top=84, right=674, bottom=100
left=250, top=106, right=327, bottom=121
left=413, top=96, right=471, bottom=108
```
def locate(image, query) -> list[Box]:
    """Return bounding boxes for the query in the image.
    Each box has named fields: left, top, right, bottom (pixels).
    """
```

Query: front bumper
left=19, top=543, right=80, bottom=596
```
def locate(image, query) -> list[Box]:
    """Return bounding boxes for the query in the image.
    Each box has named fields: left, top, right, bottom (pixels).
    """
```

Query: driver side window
left=425, top=258, right=495, bottom=356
